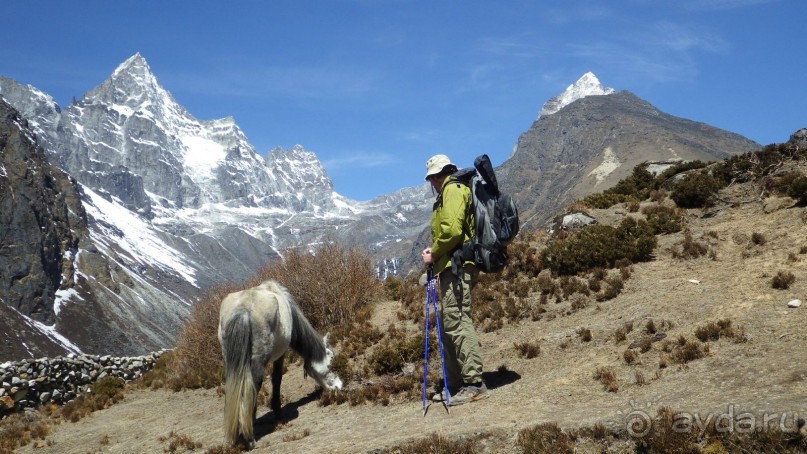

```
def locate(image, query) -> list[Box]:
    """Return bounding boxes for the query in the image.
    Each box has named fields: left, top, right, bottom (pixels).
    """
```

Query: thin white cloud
left=649, top=22, right=730, bottom=53
left=167, top=63, right=380, bottom=101
left=544, top=4, right=616, bottom=24
left=474, top=36, right=548, bottom=59
left=567, top=41, right=698, bottom=83
left=322, top=152, right=397, bottom=171
left=564, top=19, right=729, bottom=83
left=679, top=0, right=780, bottom=11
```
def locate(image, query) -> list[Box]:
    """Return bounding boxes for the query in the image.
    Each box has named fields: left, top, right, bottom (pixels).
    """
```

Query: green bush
left=608, top=163, right=657, bottom=199
left=540, top=218, right=657, bottom=275
left=657, top=160, right=709, bottom=182
left=580, top=192, right=638, bottom=209
left=369, top=328, right=430, bottom=376
left=670, top=172, right=722, bottom=208
left=642, top=204, right=683, bottom=234
left=785, top=174, right=807, bottom=204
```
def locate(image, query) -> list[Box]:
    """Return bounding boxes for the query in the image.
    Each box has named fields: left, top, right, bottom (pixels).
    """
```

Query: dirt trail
left=16, top=200, right=807, bottom=453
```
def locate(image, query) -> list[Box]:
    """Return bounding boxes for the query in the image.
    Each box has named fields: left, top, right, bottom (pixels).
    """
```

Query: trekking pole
left=422, top=274, right=430, bottom=414
left=422, top=266, right=451, bottom=416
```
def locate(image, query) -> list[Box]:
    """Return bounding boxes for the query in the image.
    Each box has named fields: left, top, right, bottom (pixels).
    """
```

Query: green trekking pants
left=438, top=264, right=483, bottom=388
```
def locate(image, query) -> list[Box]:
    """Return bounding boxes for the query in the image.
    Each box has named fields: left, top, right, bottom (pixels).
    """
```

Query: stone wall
left=0, top=351, right=165, bottom=416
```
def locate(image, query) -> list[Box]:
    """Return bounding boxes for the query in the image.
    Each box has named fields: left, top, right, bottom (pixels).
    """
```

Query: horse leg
left=250, top=359, right=266, bottom=422
left=271, top=355, right=285, bottom=418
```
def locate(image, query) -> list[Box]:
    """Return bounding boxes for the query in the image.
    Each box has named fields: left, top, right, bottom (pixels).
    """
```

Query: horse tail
left=222, top=308, right=255, bottom=445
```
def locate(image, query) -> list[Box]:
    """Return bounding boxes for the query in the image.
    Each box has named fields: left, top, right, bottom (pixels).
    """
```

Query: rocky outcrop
left=0, top=99, right=87, bottom=324
left=0, top=351, right=164, bottom=415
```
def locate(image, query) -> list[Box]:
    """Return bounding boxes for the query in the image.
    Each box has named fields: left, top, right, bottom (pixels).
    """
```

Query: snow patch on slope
left=83, top=186, right=198, bottom=286
left=587, top=147, right=621, bottom=184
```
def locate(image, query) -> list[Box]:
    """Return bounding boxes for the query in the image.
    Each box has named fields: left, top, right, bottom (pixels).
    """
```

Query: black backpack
left=450, top=154, right=519, bottom=274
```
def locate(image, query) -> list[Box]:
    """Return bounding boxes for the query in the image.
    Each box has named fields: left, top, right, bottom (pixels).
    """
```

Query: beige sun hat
left=424, top=154, right=453, bottom=180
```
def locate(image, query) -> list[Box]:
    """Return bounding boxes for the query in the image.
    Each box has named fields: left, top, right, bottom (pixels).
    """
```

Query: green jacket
left=430, top=176, right=474, bottom=275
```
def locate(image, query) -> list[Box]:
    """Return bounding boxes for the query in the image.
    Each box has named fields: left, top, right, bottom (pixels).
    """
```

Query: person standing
left=421, top=154, right=488, bottom=405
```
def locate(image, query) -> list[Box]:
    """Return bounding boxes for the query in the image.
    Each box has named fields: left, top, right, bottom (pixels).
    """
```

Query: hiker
left=421, top=154, right=488, bottom=406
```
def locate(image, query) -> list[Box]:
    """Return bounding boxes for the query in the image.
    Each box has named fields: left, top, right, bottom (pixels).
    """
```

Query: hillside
left=8, top=144, right=807, bottom=453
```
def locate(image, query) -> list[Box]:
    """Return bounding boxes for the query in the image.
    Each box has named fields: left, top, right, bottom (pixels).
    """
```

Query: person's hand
left=421, top=248, right=433, bottom=265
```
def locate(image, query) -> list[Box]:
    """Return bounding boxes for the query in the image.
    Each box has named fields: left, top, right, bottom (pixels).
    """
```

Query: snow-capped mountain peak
left=111, top=53, right=152, bottom=82
left=538, top=72, right=615, bottom=119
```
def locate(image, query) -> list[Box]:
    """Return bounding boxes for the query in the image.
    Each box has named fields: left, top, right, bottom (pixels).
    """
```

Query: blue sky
left=3, top=0, right=804, bottom=201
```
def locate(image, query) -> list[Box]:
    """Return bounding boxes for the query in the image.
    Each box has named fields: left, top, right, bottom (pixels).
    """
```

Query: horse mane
left=286, top=293, right=326, bottom=363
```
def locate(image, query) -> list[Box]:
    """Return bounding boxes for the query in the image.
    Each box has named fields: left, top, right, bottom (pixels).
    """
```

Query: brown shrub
left=771, top=271, right=796, bottom=290
left=751, top=232, right=767, bottom=245
left=671, top=339, right=708, bottom=364
left=0, top=409, right=52, bottom=452
left=164, top=283, right=238, bottom=389
left=694, top=319, right=740, bottom=342
left=624, top=349, right=638, bottom=365
left=258, top=242, right=383, bottom=329
left=614, top=321, right=633, bottom=343
left=596, top=275, right=624, bottom=301
left=577, top=328, right=593, bottom=342
left=637, top=337, right=653, bottom=353
left=154, top=242, right=382, bottom=391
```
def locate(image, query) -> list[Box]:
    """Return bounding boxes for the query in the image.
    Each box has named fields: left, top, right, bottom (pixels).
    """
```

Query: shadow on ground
left=483, top=368, right=521, bottom=390
left=254, top=389, right=321, bottom=441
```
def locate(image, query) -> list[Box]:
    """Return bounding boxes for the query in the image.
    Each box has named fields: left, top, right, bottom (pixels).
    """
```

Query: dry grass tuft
left=593, top=367, right=619, bottom=393
left=516, top=422, right=575, bottom=454
left=384, top=432, right=482, bottom=454
left=158, top=431, right=203, bottom=453
left=281, top=429, right=311, bottom=442
left=514, top=341, right=541, bottom=359
left=671, top=230, right=710, bottom=260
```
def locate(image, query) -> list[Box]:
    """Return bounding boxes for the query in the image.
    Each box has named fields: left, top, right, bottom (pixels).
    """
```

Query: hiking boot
left=448, top=382, right=489, bottom=406
left=431, top=382, right=460, bottom=402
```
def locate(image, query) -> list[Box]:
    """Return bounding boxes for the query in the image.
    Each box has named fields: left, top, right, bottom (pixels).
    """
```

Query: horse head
left=305, top=333, right=343, bottom=391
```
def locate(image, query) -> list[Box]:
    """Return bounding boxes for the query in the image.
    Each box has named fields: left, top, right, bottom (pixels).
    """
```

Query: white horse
left=218, top=279, right=343, bottom=448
